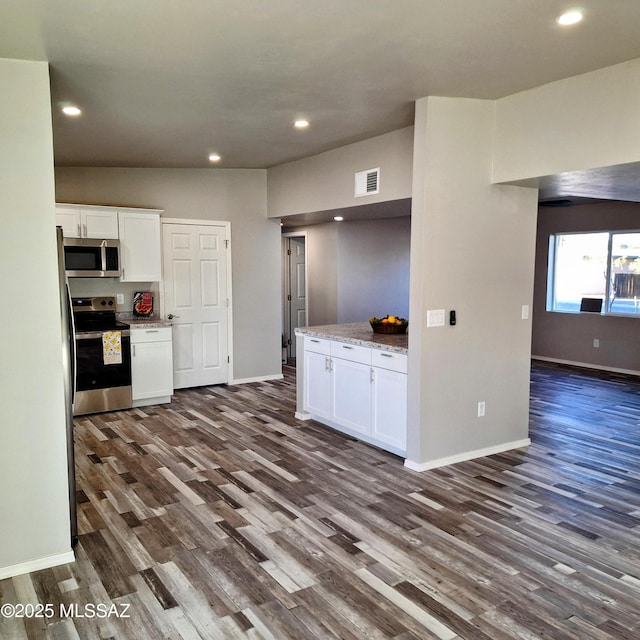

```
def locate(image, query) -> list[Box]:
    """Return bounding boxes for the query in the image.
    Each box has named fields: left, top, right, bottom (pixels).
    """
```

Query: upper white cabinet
left=56, top=205, right=119, bottom=239
left=118, top=210, right=162, bottom=282
left=56, top=203, right=164, bottom=282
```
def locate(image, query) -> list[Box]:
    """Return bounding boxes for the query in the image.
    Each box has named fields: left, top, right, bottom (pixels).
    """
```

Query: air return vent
left=355, top=167, right=380, bottom=197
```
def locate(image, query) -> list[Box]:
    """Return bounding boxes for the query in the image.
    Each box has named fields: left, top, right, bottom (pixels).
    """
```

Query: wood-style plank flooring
left=2, top=361, right=640, bottom=639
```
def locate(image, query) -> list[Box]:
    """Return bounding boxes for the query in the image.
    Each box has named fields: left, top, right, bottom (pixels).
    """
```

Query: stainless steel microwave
left=63, top=237, right=121, bottom=277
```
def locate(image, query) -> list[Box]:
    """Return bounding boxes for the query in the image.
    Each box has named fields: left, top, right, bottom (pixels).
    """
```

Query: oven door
left=74, top=331, right=132, bottom=415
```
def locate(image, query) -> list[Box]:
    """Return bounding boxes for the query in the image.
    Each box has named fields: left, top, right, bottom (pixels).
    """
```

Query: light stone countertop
left=295, top=322, right=408, bottom=354
left=117, top=313, right=173, bottom=328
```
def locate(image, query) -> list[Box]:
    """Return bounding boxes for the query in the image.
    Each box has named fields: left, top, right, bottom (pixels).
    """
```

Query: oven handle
left=76, top=330, right=131, bottom=340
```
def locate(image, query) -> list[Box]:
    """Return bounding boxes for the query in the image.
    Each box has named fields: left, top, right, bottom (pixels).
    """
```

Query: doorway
left=282, top=233, right=307, bottom=363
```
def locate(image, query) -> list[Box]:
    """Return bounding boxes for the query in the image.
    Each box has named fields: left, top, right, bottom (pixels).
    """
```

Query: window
left=548, top=231, right=640, bottom=316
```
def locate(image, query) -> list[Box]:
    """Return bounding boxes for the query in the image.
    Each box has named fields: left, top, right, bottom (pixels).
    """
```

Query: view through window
left=548, top=231, right=640, bottom=315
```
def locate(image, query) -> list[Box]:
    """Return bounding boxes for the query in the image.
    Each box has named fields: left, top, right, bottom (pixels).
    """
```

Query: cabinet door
left=119, top=211, right=162, bottom=281
left=371, top=367, right=407, bottom=452
left=303, top=349, right=332, bottom=419
left=331, top=356, right=371, bottom=436
left=82, top=208, right=119, bottom=239
left=55, top=206, right=81, bottom=238
left=132, top=340, right=174, bottom=400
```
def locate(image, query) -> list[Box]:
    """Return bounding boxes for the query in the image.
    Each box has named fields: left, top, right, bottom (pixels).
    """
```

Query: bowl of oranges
left=369, top=315, right=408, bottom=334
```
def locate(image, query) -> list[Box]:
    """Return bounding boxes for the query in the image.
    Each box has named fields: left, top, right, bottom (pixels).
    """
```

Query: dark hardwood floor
left=2, top=361, right=640, bottom=639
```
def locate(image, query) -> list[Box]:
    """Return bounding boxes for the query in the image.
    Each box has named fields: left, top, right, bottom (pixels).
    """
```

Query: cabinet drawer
left=304, top=336, right=331, bottom=355
left=372, top=349, right=407, bottom=373
left=131, top=327, right=172, bottom=343
left=331, top=341, right=371, bottom=365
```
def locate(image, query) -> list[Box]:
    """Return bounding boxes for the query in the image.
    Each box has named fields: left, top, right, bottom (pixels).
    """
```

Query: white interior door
left=283, top=236, right=307, bottom=360
left=162, top=221, right=231, bottom=388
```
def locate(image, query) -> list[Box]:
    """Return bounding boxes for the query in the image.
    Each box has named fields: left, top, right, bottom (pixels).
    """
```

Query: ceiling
left=1, top=1, right=640, bottom=201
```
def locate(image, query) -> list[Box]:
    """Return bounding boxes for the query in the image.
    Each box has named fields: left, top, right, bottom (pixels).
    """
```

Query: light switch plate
left=521, top=304, right=529, bottom=320
left=116, top=293, right=125, bottom=305
left=427, top=309, right=445, bottom=327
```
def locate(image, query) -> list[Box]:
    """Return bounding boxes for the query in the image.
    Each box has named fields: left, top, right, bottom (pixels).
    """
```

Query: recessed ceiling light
left=556, top=10, right=583, bottom=25
left=333, top=216, right=344, bottom=222
left=294, top=120, right=309, bottom=129
left=62, top=105, right=81, bottom=116
left=208, top=153, right=221, bottom=162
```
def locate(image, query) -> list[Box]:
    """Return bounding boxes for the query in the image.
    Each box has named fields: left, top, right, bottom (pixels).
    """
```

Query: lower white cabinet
left=131, top=327, right=174, bottom=406
left=303, top=341, right=332, bottom=420
left=302, top=336, right=407, bottom=456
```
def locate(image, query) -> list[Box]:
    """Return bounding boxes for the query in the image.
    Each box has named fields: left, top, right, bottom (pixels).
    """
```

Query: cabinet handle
left=324, top=356, right=330, bottom=371
left=370, top=368, right=375, bottom=383
left=310, top=338, right=320, bottom=343
left=77, top=223, right=81, bottom=237
left=380, top=353, right=394, bottom=358
left=145, top=330, right=159, bottom=333
left=342, top=345, right=354, bottom=350
left=83, top=223, right=87, bottom=237
left=133, top=345, right=136, bottom=357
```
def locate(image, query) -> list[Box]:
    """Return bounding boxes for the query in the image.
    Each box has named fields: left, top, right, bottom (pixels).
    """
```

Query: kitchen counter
left=117, top=313, right=173, bottom=328
left=295, top=322, right=408, bottom=354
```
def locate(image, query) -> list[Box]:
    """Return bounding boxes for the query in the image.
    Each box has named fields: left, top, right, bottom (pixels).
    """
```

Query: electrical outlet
left=593, top=338, right=600, bottom=348
left=477, top=401, right=486, bottom=418
left=521, top=304, right=529, bottom=320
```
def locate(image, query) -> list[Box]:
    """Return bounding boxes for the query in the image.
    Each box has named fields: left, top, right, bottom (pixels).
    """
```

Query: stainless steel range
left=72, top=296, right=132, bottom=415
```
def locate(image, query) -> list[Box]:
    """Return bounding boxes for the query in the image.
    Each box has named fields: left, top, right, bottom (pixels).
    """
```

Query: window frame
left=547, top=229, right=640, bottom=318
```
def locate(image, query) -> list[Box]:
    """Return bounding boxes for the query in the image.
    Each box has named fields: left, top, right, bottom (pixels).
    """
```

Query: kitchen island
left=295, top=323, right=408, bottom=457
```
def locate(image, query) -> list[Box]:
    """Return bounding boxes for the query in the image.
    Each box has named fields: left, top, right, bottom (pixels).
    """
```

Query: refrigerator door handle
left=66, top=280, right=77, bottom=407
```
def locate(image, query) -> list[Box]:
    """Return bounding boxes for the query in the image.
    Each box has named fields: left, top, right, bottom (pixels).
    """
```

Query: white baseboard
left=0, top=550, right=75, bottom=581
left=532, top=355, right=640, bottom=377
left=295, top=411, right=311, bottom=421
left=404, top=438, right=531, bottom=473
left=231, top=373, right=284, bottom=385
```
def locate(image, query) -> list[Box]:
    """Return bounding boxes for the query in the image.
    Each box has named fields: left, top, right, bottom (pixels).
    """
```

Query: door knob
left=167, top=313, right=180, bottom=320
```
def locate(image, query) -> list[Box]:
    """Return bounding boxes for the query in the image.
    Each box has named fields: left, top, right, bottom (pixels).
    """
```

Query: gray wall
left=532, top=200, right=640, bottom=373
left=291, top=215, right=410, bottom=327
left=55, top=167, right=282, bottom=381
left=0, top=59, right=72, bottom=576
left=407, top=96, right=537, bottom=468
left=337, top=216, right=410, bottom=322
left=268, top=127, right=413, bottom=218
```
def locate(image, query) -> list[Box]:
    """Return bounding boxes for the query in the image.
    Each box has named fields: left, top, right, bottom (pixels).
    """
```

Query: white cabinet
left=131, top=327, right=173, bottom=406
left=371, top=351, right=408, bottom=452
left=56, top=205, right=119, bottom=239
left=302, top=336, right=407, bottom=456
left=303, top=337, right=332, bottom=419
left=118, top=210, right=162, bottom=282
left=331, top=343, right=371, bottom=436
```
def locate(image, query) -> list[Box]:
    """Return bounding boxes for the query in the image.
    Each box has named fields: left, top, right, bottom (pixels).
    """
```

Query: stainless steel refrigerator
left=56, top=226, right=78, bottom=546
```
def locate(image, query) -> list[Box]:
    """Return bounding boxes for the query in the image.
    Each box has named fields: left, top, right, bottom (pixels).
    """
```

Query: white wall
left=0, top=59, right=73, bottom=577
left=493, top=59, right=640, bottom=184
left=55, top=168, right=281, bottom=381
left=268, top=127, right=414, bottom=218
left=407, top=97, right=538, bottom=469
